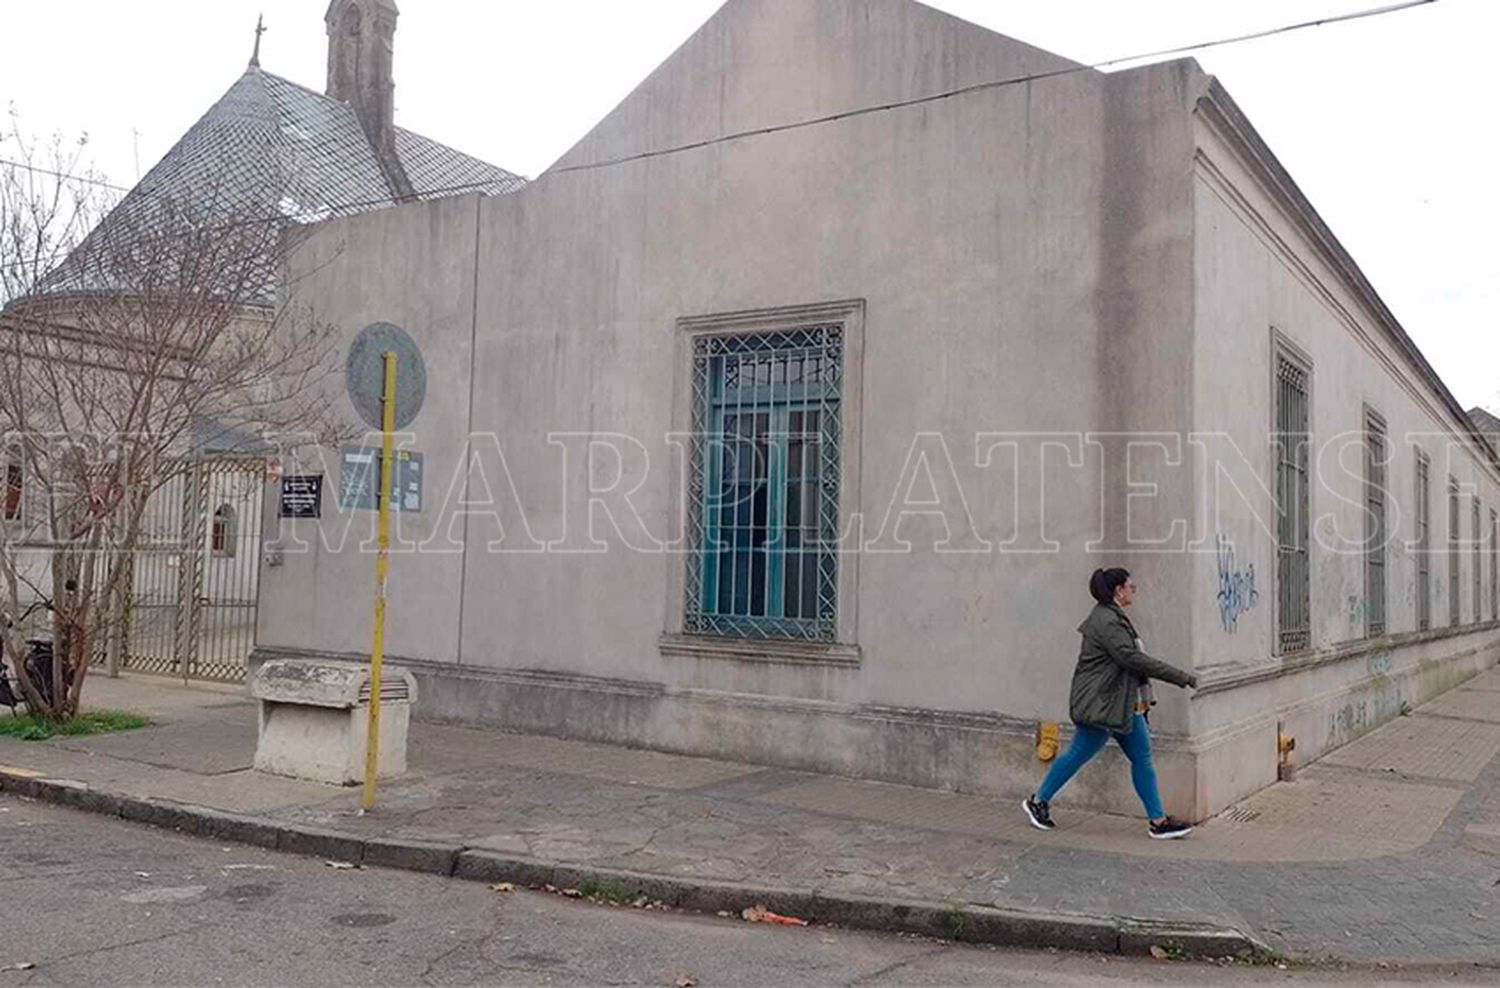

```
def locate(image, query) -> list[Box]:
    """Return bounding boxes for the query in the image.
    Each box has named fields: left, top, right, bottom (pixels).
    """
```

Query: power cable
left=0, top=0, right=1439, bottom=284
left=552, top=0, right=1437, bottom=175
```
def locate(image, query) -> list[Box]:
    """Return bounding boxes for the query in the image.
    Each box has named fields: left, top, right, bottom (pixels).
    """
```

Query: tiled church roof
left=40, top=66, right=524, bottom=297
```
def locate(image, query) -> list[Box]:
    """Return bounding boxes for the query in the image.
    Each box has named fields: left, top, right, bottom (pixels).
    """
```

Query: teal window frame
left=685, top=326, right=842, bottom=642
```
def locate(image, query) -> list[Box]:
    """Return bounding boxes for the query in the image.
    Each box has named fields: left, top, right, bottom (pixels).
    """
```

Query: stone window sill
left=659, top=633, right=860, bottom=668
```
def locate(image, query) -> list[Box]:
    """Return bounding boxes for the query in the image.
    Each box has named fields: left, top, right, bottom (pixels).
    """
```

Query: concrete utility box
left=249, top=659, right=417, bottom=786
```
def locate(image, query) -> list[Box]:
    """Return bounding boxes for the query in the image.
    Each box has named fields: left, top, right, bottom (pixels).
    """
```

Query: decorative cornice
left=1196, top=620, right=1500, bottom=696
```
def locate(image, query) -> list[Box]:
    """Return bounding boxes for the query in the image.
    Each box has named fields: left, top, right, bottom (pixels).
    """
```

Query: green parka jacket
left=1068, top=603, right=1197, bottom=732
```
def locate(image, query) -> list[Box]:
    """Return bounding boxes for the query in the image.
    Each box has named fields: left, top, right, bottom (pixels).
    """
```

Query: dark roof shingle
left=40, top=66, right=524, bottom=297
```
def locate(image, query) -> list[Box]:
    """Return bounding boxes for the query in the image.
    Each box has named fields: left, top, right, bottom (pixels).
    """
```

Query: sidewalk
left=3, top=670, right=1500, bottom=965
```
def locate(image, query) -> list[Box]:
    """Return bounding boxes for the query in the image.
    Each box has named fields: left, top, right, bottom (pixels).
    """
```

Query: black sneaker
left=1023, top=795, right=1055, bottom=831
left=1148, top=817, right=1194, bottom=840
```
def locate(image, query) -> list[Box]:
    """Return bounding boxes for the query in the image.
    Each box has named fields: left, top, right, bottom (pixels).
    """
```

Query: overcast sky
left=2, top=0, right=1494, bottom=414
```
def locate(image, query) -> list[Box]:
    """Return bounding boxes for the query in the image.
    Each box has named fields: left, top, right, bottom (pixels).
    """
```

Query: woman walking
left=1022, top=568, right=1198, bottom=839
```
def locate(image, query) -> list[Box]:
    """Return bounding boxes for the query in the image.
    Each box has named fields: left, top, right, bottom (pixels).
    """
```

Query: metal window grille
left=1275, top=356, right=1311, bottom=652
left=2, top=459, right=20, bottom=522
left=1415, top=451, right=1431, bottom=631
left=1363, top=412, right=1387, bottom=637
left=1491, top=509, right=1498, bottom=622
left=212, top=504, right=232, bottom=556
left=1449, top=479, right=1462, bottom=626
left=1475, top=499, right=1484, bottom=624
left=685, top=325, right=842, bottom=641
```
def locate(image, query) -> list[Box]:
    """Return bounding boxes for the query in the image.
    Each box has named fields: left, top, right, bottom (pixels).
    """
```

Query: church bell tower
left=325, top=0, right=414, bottom=199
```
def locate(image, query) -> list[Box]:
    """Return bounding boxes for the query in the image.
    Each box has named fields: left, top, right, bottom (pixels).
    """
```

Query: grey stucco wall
left=1185, top=88, right=1500, bottom=813
left=257, top=193, right=482, bottom=666
left=455, top=0, right=1146, bottom=722
left=254, top=0, right=1497, bottom=818
left=256, top=0, right=1212, bottom=814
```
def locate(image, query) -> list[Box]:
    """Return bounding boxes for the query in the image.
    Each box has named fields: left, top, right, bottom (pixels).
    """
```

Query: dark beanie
left=1089, top=568, right=1130, bottom=604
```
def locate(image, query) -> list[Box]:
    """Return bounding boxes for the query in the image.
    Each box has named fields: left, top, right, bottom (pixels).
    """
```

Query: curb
left=0, top=768, right=1269, bottom=960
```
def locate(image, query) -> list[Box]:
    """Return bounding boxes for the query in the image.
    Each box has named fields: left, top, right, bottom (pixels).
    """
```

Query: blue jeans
left=1036, top=714, right=1164, bottom=819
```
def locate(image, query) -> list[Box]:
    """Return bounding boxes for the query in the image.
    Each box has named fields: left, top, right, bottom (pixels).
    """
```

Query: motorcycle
left=0, top=588, right=75, bottom=715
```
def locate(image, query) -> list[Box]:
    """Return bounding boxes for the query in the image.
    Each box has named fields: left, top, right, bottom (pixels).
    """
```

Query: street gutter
left=0, top=765, right=1269, bottom=961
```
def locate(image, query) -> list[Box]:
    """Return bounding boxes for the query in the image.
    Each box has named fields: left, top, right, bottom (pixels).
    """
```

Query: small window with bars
left=1449, top=478, right=1462, bottom=627
left=2, top=458, right=20, bottom=523
left=1491, top=508, right=1498, bottom=622
left=1363, top=409, right=1387, bottom=637
left=211, top=503, right=237, bottom=558
left=1474, top=498, right=1483, bottom=625
left=685, top=325, right=843, bottom=642
left=1414, top=450, right=1431, bottom=631
left=1274, top=352, right=1311, bottom=653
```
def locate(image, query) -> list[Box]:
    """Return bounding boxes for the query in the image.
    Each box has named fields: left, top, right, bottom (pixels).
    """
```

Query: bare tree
left=0, top=112, right=345, bottom=720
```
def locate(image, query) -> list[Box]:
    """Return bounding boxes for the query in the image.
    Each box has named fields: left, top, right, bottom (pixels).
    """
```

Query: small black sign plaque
left=280, top=475, right=323, bottom=519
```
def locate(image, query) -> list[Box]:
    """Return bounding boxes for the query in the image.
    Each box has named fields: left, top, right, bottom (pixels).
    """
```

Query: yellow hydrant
left=1277, top=731, right=1297, bottom=782
left=1036, top=721, right=1060, bottom=762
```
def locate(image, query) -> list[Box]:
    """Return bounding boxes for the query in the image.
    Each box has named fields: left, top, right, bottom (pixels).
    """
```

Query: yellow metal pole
left=361, top=351, right=397, bottom=811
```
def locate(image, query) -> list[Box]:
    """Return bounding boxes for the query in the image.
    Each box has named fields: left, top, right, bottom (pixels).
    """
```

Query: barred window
left=211, top=504, right=237, bottom=558
left=1415, top=451, right=1431, bottom=631
left=1491, top=509, right=1498, bottom=622
left=1474, top=498, right=1483, bottom=624
left=1363, top=410, right=1387, bottom=637
left=2, top=459, right=20, bottom=522
left=1275, top=353, right=1311, bottom=653
left=1449, top=478, right=1462, bottom=627
left=685, top=326, right=842, bottom=641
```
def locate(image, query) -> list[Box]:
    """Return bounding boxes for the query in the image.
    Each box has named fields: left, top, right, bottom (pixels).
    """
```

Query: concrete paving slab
left=55, top=714, right=258, bottom=775
left=1321, top=714, right=1500, bottom=782
left=1462, top=822, right=1500, bottom=858
left=0, top=739, right=334, bottom=814
left=758, top=762, right=1456, bottom=863
left=7, top=669, right=1500, bottom=964
left=1418, top=690, right=1500, bottom=724
left=1461, top=669, right=1500, bottom=692
left=424, top=728, right=762, bottom=790
left=1225, top=766, right=1461, bottom=849
left=1036, top=794, right=1414, bottom=864
left=760, top=775, right=1047, bottom=843
left=78, top=672, right=247, bottom=712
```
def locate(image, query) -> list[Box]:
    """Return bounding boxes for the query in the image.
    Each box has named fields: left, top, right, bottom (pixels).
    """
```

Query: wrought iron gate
left=117, top=457, right=265, bottom=682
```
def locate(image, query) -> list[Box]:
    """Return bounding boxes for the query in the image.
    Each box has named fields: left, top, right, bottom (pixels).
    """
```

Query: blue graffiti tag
left=1216, top=535, right=1259, bottom=633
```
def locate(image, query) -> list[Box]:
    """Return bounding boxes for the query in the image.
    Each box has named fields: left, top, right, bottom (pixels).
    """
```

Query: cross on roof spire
left=250, top=14, right=266, bottom=67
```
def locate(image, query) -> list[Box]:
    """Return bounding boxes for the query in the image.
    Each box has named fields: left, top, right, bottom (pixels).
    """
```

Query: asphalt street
left=0, top=794, right=1492, bottom=986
